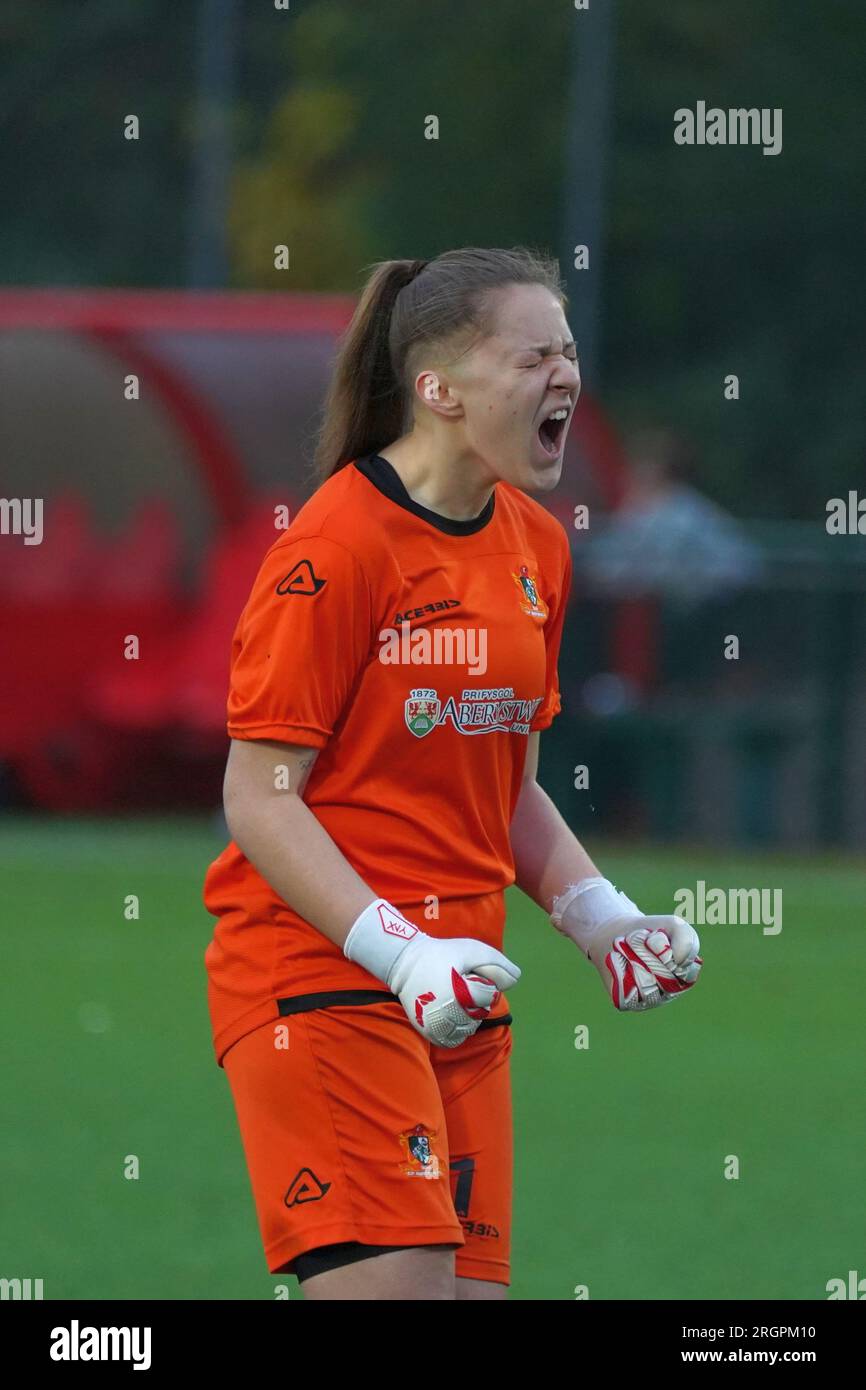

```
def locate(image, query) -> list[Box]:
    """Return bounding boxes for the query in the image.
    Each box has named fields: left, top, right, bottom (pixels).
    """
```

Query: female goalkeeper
left=203, top=246, right=702, bottom=1302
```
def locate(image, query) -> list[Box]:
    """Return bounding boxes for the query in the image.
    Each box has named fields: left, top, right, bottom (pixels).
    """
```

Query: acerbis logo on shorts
left=276, top=560, right=326, bottom=596
left=284, top=1167, right=331, bottom=1206
left=461, top=1219, right=500, bottom=1240
left=398, top=1125, right=441, bottom=1179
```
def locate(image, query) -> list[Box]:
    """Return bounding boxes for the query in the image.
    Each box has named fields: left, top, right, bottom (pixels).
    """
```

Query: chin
left=483, top=449, right=562, bottom=494
left=520, top=458, right=563, bottom=493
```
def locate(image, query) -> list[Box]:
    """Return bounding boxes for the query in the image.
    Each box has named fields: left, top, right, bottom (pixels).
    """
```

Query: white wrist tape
left=550, top=877, right=643, bottom=952
left=343, top=898, right=421, bottom=986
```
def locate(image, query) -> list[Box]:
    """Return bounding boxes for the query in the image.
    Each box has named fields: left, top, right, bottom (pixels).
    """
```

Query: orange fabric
left=222, top=996, right=513, bottom=1282
left=204, top=459, right=572, bottom=1065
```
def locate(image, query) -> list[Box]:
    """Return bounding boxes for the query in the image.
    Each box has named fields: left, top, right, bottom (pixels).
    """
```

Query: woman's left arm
left=510, top=732, right=704, bottom=1012
left=510, top=732, right=600, bottom=912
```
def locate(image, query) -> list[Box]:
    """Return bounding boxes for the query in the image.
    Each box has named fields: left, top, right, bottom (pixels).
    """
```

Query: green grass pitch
left=1, top=814, right=863, bottom=1300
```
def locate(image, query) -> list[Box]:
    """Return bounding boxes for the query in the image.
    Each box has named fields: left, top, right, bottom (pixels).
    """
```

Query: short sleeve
left=530, top=530, right=573, bottom=732
left=226, top=535, right=374, bottom=747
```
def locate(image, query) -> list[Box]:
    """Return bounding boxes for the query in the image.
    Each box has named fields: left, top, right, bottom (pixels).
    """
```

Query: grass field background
left=2, top=813, right=863, bottom=1301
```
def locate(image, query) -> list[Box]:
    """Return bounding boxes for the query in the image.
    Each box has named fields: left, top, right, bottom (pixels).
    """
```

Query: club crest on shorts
left=511, top=564, right=548, bottom=621
left=398, top=1124, right=441, bottom=1179
left=404, top=688, right=441, bottom=738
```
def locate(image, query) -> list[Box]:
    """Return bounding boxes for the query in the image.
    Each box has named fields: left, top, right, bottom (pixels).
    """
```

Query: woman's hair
left=313, top=246, right=566, bottom=479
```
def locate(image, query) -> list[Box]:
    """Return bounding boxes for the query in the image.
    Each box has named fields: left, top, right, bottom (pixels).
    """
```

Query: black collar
left=354, top=453, right=495, bottom=536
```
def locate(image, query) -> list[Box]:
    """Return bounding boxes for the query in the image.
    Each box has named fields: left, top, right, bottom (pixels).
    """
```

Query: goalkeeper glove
left=551, top=877, right=702, bottom=1012
left=343, top=898, right=521, bottom=1047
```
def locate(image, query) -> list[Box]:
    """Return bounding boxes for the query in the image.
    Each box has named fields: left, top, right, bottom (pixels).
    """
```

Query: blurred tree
left=227, top=0, right=570, bottom=286
left=609, top=0, right=865, bottom=517
left=229, top=83, right=381, bottom=288
left=0, top=0, right=861, bottom=517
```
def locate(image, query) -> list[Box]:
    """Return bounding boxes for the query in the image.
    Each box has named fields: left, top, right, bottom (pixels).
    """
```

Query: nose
left=552, top=356, right=581, bottom=396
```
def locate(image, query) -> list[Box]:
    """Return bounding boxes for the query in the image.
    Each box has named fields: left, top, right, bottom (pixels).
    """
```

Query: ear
left=412, top=371, right=464, bottom=420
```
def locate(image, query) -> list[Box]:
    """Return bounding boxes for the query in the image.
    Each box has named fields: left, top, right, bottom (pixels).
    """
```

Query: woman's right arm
left=221, top=734, right=521, bottom=1047
left=223, top=736, right=375, bottom=948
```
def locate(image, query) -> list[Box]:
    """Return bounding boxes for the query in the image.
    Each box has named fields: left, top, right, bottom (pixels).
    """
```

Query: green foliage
left=230, top=83, right=380, bottom=288
left=1, top=0, right=862, bottom=513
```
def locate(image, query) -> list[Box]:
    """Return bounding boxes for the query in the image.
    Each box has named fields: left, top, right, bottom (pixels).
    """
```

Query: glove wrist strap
left=342, top=898, right=421, bottom=986
left=550, top=877, right=643, bottom=951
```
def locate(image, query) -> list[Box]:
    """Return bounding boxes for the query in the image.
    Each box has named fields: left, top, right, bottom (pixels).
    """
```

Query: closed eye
left=520, top=350, right=578, bottom=367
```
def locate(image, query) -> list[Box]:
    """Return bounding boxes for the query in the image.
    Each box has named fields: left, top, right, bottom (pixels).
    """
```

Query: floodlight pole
left=188, top=0, right=239, bottom=287
left=561, top=1, right=617, bottom=391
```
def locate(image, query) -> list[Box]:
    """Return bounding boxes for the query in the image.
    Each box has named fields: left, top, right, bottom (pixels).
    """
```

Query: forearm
left=225, top=788, right=375, bottom=949
left=510, top=777, right=601, bottom=912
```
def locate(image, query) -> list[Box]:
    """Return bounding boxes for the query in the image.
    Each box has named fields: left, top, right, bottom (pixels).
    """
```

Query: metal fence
left=543, top=522, right=866, bottom=849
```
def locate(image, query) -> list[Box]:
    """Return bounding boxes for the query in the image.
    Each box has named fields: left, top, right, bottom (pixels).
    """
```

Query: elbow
left=222, top=769, right=262, bottom=848
left=222, top=775, right=302, bottom=848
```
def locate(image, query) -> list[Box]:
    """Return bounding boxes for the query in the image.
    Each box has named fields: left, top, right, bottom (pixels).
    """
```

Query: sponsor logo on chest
left=404, top=686, right=543, bottom=738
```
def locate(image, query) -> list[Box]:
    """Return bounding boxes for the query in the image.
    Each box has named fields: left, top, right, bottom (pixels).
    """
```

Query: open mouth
left=537, top=408, right=569, bottom=457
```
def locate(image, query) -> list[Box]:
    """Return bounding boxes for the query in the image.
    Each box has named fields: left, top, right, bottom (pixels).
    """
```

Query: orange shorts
left=222, top=994, right=513, bottom=1284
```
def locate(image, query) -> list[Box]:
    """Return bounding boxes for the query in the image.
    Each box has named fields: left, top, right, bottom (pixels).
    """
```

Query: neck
left=377, top=431, right=496, bottom=521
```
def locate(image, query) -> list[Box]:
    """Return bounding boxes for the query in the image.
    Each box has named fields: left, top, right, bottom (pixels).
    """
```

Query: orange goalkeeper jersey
left=203, top=453, right=572, bottom=1064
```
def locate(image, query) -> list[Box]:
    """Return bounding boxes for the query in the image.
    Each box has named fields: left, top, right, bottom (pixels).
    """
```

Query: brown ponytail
left=314, top=246, right=564, bottom=479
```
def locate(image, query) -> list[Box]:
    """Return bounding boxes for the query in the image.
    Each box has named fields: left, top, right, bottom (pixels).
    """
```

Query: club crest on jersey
left=405, top=688, right=441, bottom=738
left=511, top=564, right=548, bottom=620
left=398, top=1124, right=441, bottom=1180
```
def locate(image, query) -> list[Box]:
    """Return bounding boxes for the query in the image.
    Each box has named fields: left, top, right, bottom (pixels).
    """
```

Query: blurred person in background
left=581, top=427, right=762, bottom=610
left=571, top=428, right=766, bottom=838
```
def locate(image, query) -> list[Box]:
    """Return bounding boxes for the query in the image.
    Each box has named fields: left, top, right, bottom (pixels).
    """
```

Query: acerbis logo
left=394, top=598, right=461, bottom=623
left=460, top=1220, right=500, bottom=1239
left=276, top=560, right=326, bottom=596
left=284, top=1167, right=331, bottom=1207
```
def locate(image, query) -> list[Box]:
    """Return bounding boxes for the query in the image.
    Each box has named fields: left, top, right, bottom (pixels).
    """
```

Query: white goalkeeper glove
left=343, top=898, right=521, bottom=1048
left=551, top=877, right=702, bottom=1012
